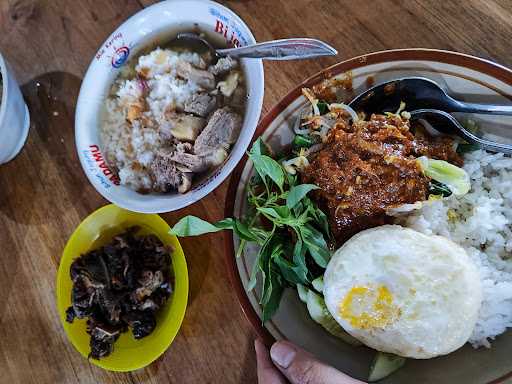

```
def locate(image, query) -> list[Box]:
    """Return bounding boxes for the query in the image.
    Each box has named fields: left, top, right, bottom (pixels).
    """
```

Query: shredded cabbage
left=401, top=111, right=411, bottom=120
left=311, top=125, right=331, bottom=142
left=328, top=103, right=359, bottom=123
left=386, top=201, right=424, bottom=216
left=282, top=149, right=310, bottom=174
left=302, top=88, right=320, bottom=116
left=416, top=156, right=470, bottom=196
left=383, top=101, right=410, bottom=120
left=296, top=90, right=360, bottom=143
left=395, top=101, right=406, bottom=115
left=294, top=105, right=315, bottom=135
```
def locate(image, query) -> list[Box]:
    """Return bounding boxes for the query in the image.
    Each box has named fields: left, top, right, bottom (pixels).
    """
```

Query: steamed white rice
left=398, top=149, right=512, bottom=347
left=101, top=48, right=206, bottom=190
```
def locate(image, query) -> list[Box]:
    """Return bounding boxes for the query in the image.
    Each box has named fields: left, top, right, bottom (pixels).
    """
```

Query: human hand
left=255, top=339, right=366, bottom=384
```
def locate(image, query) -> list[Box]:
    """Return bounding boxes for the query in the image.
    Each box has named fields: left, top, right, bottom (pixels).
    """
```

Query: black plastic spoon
left=348, top=77, right=512, bottom=153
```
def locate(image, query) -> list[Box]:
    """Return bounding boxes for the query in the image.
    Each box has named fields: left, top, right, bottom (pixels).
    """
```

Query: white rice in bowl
left=396, top=149, right=512, bottom=347
left=101, top=46, right=246, bottom=194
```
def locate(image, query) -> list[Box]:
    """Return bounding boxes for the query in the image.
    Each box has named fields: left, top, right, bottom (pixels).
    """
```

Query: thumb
left=270, top=341, right=366, bottom=384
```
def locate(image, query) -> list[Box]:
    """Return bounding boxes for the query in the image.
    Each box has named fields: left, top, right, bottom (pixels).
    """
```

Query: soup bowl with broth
left=75, top=0, right=264, bottom=213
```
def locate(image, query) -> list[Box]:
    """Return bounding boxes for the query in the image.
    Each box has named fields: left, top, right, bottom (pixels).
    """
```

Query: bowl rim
left=0, top=52, right=8, bottom=127
left=74, top=0, right=264, bottom=214
left=56, top=204, right=189, bottom=372
left=222, top=48, right=512, bottom=384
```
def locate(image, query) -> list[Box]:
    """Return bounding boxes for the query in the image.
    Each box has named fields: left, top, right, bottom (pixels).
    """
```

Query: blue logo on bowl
left=111, top=46, right=130, bottom=68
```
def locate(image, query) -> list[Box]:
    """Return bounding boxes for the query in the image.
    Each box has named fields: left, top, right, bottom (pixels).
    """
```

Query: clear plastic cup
left=0, top=52, right=30, bottom=164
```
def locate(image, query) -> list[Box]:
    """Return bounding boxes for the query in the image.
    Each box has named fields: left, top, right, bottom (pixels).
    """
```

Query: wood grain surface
left=1, top=0, right=512, bottom=383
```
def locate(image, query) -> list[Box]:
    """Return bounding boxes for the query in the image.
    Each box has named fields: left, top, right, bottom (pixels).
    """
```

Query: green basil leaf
left=247, top=226, right=274, bottom=290
left=300, top=224, right=331, bottom=268
left=248, top=189, right=267, bottom=207
left=292, top=134, right=315, bottom=150
left=292, top=201, right=304, bottom=217
left=169, top=216, right=234, bottom=236
left=236, top=239, right=246, bottom=259
left=262, top=262, right=284, bottom=323
left=317, top=100, right=329, bottom=115
left=311, top=207, right=330, bottom=237
left=247, top=257, right=260, bottom=292
left=293, top=236, right=308, bottom=284
left=249, top=172, right=264, bottom=189
left=259, top=233, right=275, bottom=305
left=248, top=230, right=273, bottom=291
left=273, top=206, right=291, bottom=219
left=274, top=255, right=307, bottom=285
left=285, top=170, right=298, bottom=187
left=299, top=196, right=316, bottom=218
left=232, top=220, right=260, bottom=242
left=250, top=227, right=271, bottom=245
left=257, top=207, right=283, bottom=220
left=249, top=137, right=270, bottom=157
left=269, top=239, right=306, bottom=285
left=250, top=153, right=285, bottom=190
left=286, top=184, right=319, bottom=209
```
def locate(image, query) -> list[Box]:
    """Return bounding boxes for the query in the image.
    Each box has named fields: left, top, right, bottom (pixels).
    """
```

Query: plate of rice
left=214, top=49, right=512, bottom=384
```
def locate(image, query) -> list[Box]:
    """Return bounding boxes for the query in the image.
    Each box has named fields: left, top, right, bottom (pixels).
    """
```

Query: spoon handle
left=412, top=109, right=512, bottom=154
left=459, top=126, right=512, bottom=154
left=217, top=38, right=337, bottom=60
left=453, top=100, right=512, bottom=116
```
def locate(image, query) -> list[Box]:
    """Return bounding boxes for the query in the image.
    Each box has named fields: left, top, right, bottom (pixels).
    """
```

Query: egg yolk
left=339, top=285, right=399, bottom=329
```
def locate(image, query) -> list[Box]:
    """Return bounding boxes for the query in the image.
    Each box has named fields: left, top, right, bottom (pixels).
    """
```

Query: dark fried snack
left=66, top=227, right=174, bottom=359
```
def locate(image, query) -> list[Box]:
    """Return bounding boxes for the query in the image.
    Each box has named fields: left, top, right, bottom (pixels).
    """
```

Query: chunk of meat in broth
left=184, top=93, right=217, bottom=117
left=194, top=107, right=242, bottom=154
left=150, top=153, right=185, bottom=193
left=170, top=148, right=228, bottom=173
left=176, top=61, right=215, bottom=90
left=208, top=56, right=238, bottom=76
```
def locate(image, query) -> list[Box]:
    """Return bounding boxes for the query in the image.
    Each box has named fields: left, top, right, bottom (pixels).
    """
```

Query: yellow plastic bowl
left=56, top=204, right=188, bottom=372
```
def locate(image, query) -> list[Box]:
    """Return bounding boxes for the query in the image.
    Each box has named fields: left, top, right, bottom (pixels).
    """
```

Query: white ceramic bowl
left=0, top=52, right=30, bottom=164
left=75, top=0, right=264, bottom=213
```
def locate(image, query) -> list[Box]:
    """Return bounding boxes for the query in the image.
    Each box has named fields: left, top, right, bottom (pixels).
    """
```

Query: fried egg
left=323, top=225, right=482, bottom=359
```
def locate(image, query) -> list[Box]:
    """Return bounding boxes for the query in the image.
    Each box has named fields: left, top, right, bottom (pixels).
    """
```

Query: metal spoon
left=348, top=77, right=512, bottom=154
left=349, top=77, right=512, bottom=115
left=170, top=32, right=337, bottom=61
left=409, top=109, right=512, bottom=154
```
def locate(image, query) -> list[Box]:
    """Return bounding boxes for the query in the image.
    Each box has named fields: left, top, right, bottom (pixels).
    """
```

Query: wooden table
left=1, top=1, right=512, bottom=383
